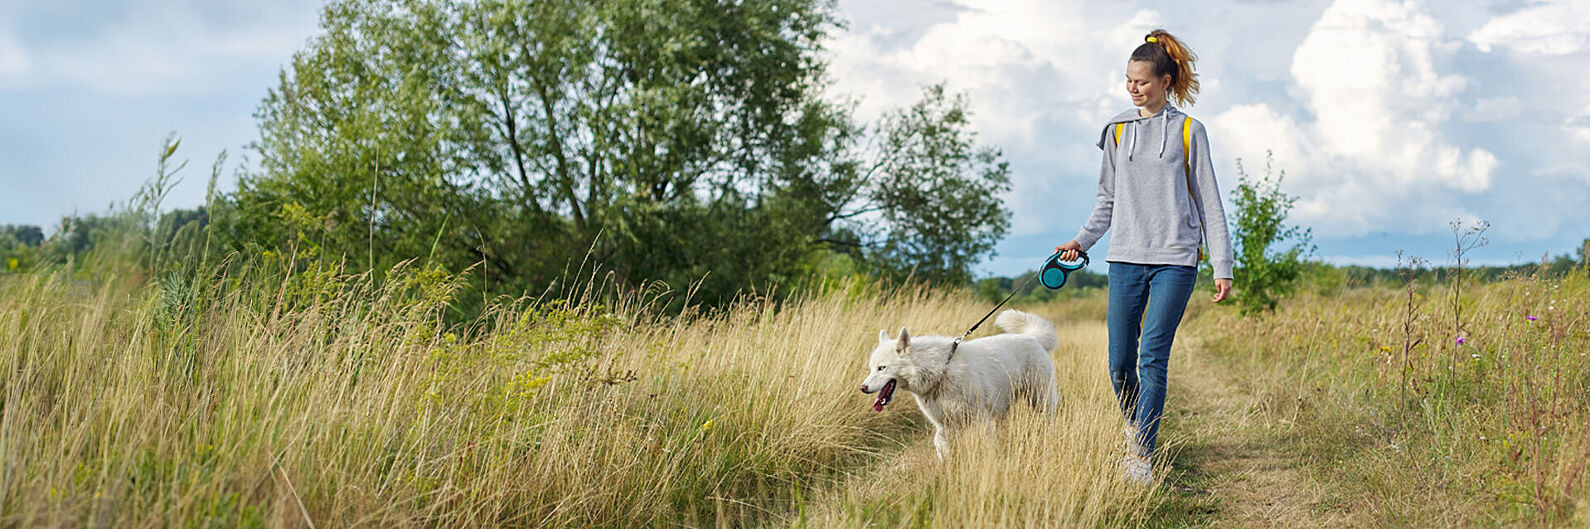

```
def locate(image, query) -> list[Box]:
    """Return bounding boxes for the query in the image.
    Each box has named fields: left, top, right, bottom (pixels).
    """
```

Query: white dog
left=859, top=309, right=1060, bottom=459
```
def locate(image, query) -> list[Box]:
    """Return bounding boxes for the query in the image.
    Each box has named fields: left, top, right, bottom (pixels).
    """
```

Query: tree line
left=6, top=0, right=1016, bottom=312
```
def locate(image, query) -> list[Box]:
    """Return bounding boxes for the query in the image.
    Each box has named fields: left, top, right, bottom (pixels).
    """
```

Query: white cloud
left=1467, top=96, right=1522, bottom=121
left=0, top=32, right=26, bottom=76
left=1468, top=0, right=1590, bottom=56
left=1568, top=107, right=1590, bottom=145
left=1538, top=162, right=1590, bottom=186
left=1212, top=0, right=1497, bottom=236
left=1210, top=104, right=1307, bottom=180
left=828, top=1, right=1122, bottom=133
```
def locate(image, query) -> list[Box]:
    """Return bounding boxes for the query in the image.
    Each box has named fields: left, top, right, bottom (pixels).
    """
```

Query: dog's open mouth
left=872, top=379, right=896, bottom=412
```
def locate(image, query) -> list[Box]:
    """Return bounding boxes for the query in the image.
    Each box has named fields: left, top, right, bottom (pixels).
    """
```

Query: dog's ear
left=896, top=327, right=910, bottom=355
left=878, top=329, right=889, bottom=343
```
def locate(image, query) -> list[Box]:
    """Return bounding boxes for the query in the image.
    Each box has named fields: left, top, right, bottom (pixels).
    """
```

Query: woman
left=1053, top=29, right=1234, bottom=484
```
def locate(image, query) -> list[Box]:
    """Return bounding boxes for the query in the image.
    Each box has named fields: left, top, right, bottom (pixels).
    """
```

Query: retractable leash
left=947, top=250, right=1089, bottom=361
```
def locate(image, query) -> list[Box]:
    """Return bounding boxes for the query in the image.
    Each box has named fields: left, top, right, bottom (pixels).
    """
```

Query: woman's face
left=1126, top=60, right=1171, bottom=108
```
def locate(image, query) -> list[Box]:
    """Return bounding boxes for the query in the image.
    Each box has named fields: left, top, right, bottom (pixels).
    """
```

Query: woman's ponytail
left=1132, top=29, right=1200, bottom=107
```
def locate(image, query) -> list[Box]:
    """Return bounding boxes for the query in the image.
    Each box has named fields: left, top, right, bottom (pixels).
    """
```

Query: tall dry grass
left=0, top=258, right=1156, bottom=527
left=797, top=318, right=1161, bottom=528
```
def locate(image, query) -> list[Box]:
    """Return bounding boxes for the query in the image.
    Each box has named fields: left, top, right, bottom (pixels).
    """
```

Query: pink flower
left=1525, top=315, right=1538, bottom=321
left=1456, top=336, right=1467, bottom=346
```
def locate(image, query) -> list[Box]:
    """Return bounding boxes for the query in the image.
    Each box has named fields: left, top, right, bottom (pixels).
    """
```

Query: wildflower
left=1379, top=345, right=1392, bottom=352
left=701, top=419, right=715, bottom=432
left=1456, top=336, right=1467, bottom=346
left=1525, top=315, right=1537, bottom=322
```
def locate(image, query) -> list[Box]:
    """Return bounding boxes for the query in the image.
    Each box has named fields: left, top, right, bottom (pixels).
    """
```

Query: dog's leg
left=918, top=398, right=952, bottom=460
left=1046, top=384, right=1060, bottom=416
left=930, top=414, right=952, bottom=460
left=933, top=425, right=950, bottom=460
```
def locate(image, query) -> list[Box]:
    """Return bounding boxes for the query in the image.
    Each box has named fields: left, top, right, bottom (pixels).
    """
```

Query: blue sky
left=3, top=0, right=1588, bottom=277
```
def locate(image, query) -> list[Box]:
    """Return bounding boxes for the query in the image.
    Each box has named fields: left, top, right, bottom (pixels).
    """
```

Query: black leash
left=948, top=251, right=1088, bottom=362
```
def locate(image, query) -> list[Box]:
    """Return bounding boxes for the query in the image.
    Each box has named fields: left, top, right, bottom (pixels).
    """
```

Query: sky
left=2, top=0, right=1588, bottom=277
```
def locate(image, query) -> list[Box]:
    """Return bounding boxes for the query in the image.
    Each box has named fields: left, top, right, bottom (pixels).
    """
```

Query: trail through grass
left=1147, top=332, right=1359, bottom=528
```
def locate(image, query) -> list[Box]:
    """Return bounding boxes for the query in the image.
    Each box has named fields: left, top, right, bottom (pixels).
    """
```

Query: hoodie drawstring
left=1159, top=112, right=1169, bottom=158
left=1120, top=106, right=1175, bottom=161
left=1127, top=122, right=1137, bottom=161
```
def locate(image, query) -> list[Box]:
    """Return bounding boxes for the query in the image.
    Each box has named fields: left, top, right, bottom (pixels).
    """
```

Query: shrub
left=1230, top=151, right=1314, bottom=315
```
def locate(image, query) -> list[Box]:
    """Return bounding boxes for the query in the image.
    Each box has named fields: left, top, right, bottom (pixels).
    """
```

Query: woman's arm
left=1188, top=119, right=1234, bottom=282
left=1072, top=132, right=1117, bottom=252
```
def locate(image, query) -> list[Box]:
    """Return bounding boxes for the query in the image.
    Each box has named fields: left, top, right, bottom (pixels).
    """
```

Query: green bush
left=1230, top=151, right=1313, bottom=315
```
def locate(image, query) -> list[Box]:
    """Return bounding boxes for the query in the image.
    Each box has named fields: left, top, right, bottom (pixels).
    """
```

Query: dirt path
left=1152, top=334, right=1362, bottom=528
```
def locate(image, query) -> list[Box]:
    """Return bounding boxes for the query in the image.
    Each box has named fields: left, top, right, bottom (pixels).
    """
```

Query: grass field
left=2, top=257, right=1587, bottom=527
left=1167, top=268, right=1590, bottom=527
left=0, top=260, right=1155, bottom=527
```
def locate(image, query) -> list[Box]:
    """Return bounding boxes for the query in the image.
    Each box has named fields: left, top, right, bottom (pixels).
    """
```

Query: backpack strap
left=1183, top=118, right=1192, bottom=178
left=1182, top=117, right=1207, bottom=262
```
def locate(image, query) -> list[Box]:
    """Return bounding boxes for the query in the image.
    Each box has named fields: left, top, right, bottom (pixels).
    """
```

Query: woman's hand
left=1212, top=278, right=1233, bottom=303
left=1053, top=240, right=1082, bottom=262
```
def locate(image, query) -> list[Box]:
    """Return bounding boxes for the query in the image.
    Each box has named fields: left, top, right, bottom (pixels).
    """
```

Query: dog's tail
left=995, top=309, right=1058, bottom=352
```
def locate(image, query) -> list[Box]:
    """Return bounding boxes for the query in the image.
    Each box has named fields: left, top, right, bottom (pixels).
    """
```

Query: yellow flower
left=701, top=419, right=715, bottom=432
left=6, top=258, right=15, bottom=270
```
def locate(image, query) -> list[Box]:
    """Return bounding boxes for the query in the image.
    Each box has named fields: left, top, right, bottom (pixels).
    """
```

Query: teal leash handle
left=1040, top=250, right=1090, bottom=290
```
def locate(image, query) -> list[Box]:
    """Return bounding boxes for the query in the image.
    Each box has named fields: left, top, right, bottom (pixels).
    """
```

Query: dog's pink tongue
left=871, top=380, right=895, bottom=412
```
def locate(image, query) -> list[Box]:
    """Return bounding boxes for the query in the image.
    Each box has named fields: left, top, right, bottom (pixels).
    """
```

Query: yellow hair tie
left=1147, top=36, right=1158, bottom=43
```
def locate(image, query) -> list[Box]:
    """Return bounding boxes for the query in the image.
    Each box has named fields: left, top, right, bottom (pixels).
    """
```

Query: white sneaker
left=1118, top=455, right=1153, bottom=485
left=1124, top=423, right=1145, bottom=456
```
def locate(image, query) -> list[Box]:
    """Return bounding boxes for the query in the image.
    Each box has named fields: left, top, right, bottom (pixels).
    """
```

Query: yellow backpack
left=1113, top=118, right=1206, bottom=261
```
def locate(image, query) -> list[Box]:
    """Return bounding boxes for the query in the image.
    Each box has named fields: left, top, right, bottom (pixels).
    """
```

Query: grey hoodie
left=1073, top=104, right=1235, bottom=279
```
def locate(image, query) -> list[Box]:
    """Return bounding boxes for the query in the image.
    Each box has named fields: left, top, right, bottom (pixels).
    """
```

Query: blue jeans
left=1107, top=262, right=1197, bottom=458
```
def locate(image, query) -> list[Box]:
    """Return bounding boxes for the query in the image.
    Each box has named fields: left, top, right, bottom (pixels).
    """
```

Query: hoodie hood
left=1096, top=104, right=1185, bottom=162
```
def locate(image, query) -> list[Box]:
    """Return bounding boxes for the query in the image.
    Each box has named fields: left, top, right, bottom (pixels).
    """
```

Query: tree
left=0, top=224, right=44, bottom=273
left=859, top=84, right=1012, bottom=285
left=0, top=225, right=43, bottom=248
left=229, top=0, right=1011, bottom=306
left=1581, top=238, right=1589, bottom=277
left=1231, top=151, right=1313, bottom=315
